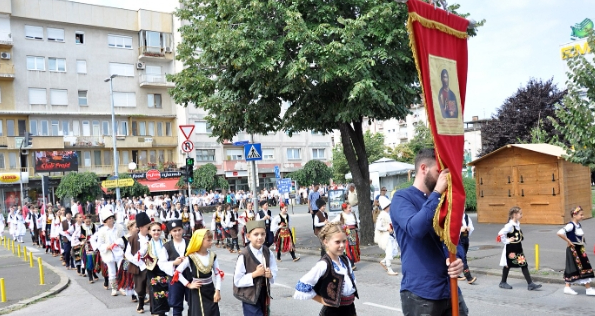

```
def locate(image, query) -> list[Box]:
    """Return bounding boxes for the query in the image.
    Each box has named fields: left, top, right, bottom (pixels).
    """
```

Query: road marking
left=363, top=302, right=402, bottom=311
left=273, top=282, right=293, bottom=289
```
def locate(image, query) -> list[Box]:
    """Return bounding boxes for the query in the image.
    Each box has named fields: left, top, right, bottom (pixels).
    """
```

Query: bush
left=394, top=176, right=477, bottom=212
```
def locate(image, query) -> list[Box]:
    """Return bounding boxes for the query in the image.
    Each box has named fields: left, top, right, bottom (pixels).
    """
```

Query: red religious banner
left=406, top=0, right=468, bottom=253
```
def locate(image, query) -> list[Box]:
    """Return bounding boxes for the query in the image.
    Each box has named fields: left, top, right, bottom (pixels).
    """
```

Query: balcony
left=0, top=136, right=64, bottom=150
left=104, top=136, right=154, bottom=148
left=0, top=32, right=12, bottom=48
left=139, top=74, right=174, bottom=88
left=153, top=136, right=177, bottom=147
left=138, top=46, right=173, bottom=62
left=0, top=63, right=15, bottom=81
left=64, top=136, right=105, bottom=148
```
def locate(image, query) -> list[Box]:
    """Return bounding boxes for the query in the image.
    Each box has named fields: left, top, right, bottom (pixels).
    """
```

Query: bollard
left=0, top=278, right=5, bottom=303
left=29, top=252, right=34, bottom=268
left=23, top=246, right=27, bottom=261
left=11, top=240, right=15, bottom=254
left=535, top=244, right=539, bottom=271
left=292, top=227, right=296, bottom=244
left=17, top=244, right=20, bottom=257
left=38, top=257, right=45, bottom=285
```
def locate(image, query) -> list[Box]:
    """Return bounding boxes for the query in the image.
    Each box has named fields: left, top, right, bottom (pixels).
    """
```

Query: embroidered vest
left=314, top=212, right=328, bottom=236
left=164, top=240, right=192, bottom=280
left=233, top=246, right=271, bottom=305
left=313, top=254, right=358, bottom=307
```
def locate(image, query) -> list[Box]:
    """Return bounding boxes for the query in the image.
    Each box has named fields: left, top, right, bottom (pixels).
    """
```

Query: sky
left=72, top=0, right=594, bottom=121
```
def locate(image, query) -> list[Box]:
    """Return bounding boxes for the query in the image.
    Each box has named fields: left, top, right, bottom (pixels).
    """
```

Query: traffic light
left=185, top=158, right=194, bottom=184
left=24, top=132, right=33, bottom=147
left=42, top=175, right=50, bottom=191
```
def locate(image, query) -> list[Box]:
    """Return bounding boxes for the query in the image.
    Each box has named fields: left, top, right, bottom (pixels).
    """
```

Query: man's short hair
left=414, top=148, right=436, bottom=172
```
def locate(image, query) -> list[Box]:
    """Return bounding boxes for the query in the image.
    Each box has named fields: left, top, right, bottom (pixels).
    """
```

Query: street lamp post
left=104, top=74, right=120, bottom=201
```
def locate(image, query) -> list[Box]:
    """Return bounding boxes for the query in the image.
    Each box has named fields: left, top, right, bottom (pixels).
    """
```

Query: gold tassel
left=408, top=12, right=469, bottom=39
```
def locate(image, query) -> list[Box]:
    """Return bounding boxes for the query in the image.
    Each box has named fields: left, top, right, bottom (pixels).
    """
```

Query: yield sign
left=179, top=125, right=195, bottom=140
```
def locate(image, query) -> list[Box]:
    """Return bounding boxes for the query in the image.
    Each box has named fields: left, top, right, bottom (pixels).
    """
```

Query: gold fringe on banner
left=406, top=13, right=461, bottom=254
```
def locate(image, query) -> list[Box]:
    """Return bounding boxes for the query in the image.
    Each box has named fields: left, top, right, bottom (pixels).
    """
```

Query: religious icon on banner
left=429, top=55, right=463, bottom=135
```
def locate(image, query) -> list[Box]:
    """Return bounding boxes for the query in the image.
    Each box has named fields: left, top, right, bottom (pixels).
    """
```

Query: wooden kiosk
left=468, top=144, right=592, bottom=225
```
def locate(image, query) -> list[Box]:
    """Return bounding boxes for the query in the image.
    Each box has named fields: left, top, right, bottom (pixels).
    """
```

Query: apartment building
left=0, top=0, right=179, bottom=206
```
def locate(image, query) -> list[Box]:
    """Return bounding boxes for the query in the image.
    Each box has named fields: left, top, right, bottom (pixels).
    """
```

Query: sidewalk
left=0, top=238, right=68, bottom=315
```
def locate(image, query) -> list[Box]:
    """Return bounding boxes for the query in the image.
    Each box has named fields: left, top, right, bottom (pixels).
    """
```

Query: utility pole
left=250, top=133, right=258, bottom=207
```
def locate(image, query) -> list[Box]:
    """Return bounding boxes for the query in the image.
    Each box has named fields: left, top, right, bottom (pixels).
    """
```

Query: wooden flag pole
left=449, top=252, right=459, bottom=316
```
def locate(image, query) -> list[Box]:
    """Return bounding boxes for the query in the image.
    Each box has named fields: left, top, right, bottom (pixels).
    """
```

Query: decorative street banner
left=35, top=151, right=79, bottom=172
left=406, top=0, right=468, bottom=253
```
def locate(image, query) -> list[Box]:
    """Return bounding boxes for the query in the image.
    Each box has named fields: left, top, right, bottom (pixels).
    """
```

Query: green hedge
left=395, top=177, right=476, bottom=212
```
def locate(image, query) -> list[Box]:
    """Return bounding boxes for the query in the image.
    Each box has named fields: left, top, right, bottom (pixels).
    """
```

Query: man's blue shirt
left=390, top=185, right=463, bottom=300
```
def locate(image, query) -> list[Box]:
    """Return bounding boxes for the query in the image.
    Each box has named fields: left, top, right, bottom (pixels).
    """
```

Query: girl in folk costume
left=144, top=222, right=170, bottom=315
left=81, top=216, right=99, bottom=283
left=458, top=210, right=477, bottom=284
left=220, top=204, right=233, bottom=250
left=239, top=202, right=256, bottom=246
left=26, top=207, right=42, bottom=247
left=117, top=220, right=138, bottom=301
left=181, top=205, right=195, bottom=241
left=211, top=205, right=224, bottom=247
left=332, top=203, right=360, bottom=270
left=157, top=220, right=189, bottom=316
left=557, top=206, right=595, bottom=295
left=313, top=199, right=329, bottom=257
left=497, top=206, right=542, bottom=291
left=374, top=196, right=399, bottom=276
left=8, top=207, right=26, bottom=242
left=193, top=203, right=205, bottom=230
left=173, top=229, right=222, bottom=316
left=223, top=204, right=240, bottom=253
left=294, top=222, right=358, bottom=316
left=70, top=213, right=86, bottom=276
left=50, top=209, right=62, bottom=256
left=96, top=208, right=125, bottom=296
left=271, top=203, right=300, bottom=262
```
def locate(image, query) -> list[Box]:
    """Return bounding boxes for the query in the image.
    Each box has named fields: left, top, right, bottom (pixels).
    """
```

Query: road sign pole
left=250, top=134, right=258, bottom=207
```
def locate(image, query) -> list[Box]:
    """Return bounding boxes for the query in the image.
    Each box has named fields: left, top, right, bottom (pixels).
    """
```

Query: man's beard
left=424, top=173, right=437, bottom=192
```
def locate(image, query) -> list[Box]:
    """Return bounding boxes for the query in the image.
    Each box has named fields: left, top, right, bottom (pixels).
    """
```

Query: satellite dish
left=128, top=162, right=137, bottom=170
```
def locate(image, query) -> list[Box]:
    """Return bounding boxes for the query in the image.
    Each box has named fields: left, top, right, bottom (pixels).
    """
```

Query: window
left=50, top=89, right=68, bottom=105
left=92, top=120, right=100, bottom=136
left=75, top=32, right=84, bottom=44
left=121, top=151, right=129, bottom=165
left=113, top=92, right=136, bottom=107
left=47, top=28, right=64, bottom=42
left=27, top=56, right=45, bottom=71
left=131, top=121, right=137, bottom=136
left=158, top=150, right=164, bottom=163
left=25, top=25, right=43, bottom=40
left=139, top=150, right=147, bottom=165
left=102, top=121, right=110, bottom=136
left=6, top=120, right=14, bottom=137
left=146, top=31, right=161, bottom=48
left=0, top=153, right=4, bottom=169
left=108, top=34, right=132, bottom=49
left=78, top=91, right=88, bottom=106
left=149, top=150, right=156, bottom=163
left=103, top=151, right=112, bottom=165
left=82, top=121, right=90, bottom=136
left=287, top=148, right=301, bottom=160
left=109, top=63, right=134, bottom=77
left=83, top=151, right=91, bottom=167
left=94, top=150, right=101, bottom=166
left=145, top=65, right=162, bottom=82
left=28, top=88, right=47, bottom=105
left=119, top=121, right=128, bottom=136
left=226, top=149, right=243, bottom=160
left=8, top=153, right=17, bottom=169
left=166, top=122, right=172, bottom=136
left=0, top=121, right=2, bottom=136
left=72, top=120, right=80, bottom=136
left=139, top=122, right=146, bottom=136
left=48, top=58, right=66, bottom=72
left=195, top=121, right=212, bottom=134
left=147, top=94, right=162, bottom=108
left=76, top=60, right=87, bottom=74
left=40, top=120, right=49, bottom=136
left=147, top=122, right=154, bottom=136
left=312, top=148, right=325, bottom=159
left=62, top=121, right=70, bottom=136
left=51, top=120, right=59, bottom=136
left=263, top=149, right=274, bottom=160
left=196, top=149, right=215, bottom=162
left=29, top=120, right=37, bottom=136
left=156, top=122, right=163, bottom=136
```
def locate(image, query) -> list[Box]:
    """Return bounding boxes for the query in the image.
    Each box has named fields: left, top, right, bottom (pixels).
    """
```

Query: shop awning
left=136, top=178, right=180, bottom=192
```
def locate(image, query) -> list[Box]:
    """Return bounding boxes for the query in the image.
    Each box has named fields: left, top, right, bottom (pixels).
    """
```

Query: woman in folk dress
left=332, top=203, right=360, bottom=270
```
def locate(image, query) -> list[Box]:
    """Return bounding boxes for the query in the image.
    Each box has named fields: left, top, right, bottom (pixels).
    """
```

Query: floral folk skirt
left=564, top=244, right=594, bottom=283
left=505, top=242, right=527, bottom=268
left=148, top=267, right=170, bottom=314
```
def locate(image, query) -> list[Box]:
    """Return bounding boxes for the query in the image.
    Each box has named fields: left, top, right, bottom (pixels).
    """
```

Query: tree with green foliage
left=552, top=33, right=595, bottom=167
left=332, top=131, right=386, bottom=183
left=288, top=160, right=333, bottom=186
left=170, top=0, right=482, bottom=243
left=177, top=163, right=229, bottom=191
left=56, top=172, right=102, bottom=204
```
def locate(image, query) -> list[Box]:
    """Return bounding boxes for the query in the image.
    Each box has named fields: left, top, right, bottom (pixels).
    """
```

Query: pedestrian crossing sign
left=244, top=143, right=262, bottom=161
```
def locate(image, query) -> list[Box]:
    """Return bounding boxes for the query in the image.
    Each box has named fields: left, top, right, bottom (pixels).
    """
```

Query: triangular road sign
left=179, top=125, right=195, bottom=140
left=247, top=145, right=261, bottom=159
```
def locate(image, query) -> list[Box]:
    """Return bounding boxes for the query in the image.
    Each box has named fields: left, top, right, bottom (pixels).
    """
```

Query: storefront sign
left=0, top=172, right=29, bottom=184
left=34, top=151, right=79, bottom=172
left=130, top=171, right=182, bottom=180
left=560, top=38, right=591, bottom=60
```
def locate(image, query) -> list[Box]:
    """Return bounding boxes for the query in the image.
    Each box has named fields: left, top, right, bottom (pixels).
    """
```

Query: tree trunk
left=339, top=121, right=373, bottom=244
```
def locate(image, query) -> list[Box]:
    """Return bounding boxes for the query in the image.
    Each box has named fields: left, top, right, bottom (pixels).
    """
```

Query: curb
left=295, top=247, right=567, bottom=285
left=0, top=257, right=70, bottom=315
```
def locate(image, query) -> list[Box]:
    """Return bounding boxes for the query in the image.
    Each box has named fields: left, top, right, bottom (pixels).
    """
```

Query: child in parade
left=212, top=205, right=224, bottom=247
left=239, top=202, right=256, bottom=246
left=557, top=206, right=595, bottom=295
left=293, top=222, right=358, bottom=316
left=26, top=207, right=42, bottom=247
left=497, top=206, right=542, bottom=290
left=374, top=196, right=399, bottom=276
left=271, top=203, right=300, bottom=262
left=233, top=220, right=277, bottom=316
left=157, top=219, right=189, bottom=316
left=97, top=208, right=125, bottom=296
left=81, top=216, right=99, bottom=283
left=8, top=206, right=26, bottom=243
left=173, top=228, right=223, bottom=316
left=125, top=212, right=152, bottom=313
left=256, top=201, right=274, bottom=248
left=332, top=203, right=360, bottom=270
left=50, top=209, right=62, bottom=256
left=117, top=220, right=138, bottom=300
left=181, top=205, right=195, bottom=241
left=145, top=222, right=170, bottom=315
left=70, top=213, right=85, bottom=276
left=223, top=204, right=240, bottom=253
left=193, top=203, right=205, bottom=230
left=458, top=210, right=476, bottom=284
left=60, top=209, right=75, bottom=270
left=313, top=199, right=329, bottom=257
